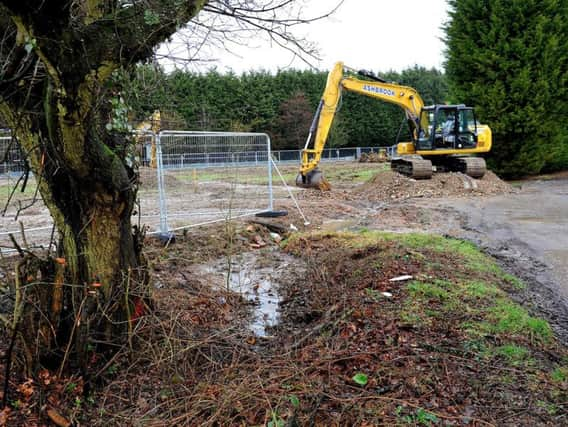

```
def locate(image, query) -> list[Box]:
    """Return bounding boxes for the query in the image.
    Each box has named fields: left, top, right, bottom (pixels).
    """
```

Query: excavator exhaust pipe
left=296, top=169, right=331, bottom=191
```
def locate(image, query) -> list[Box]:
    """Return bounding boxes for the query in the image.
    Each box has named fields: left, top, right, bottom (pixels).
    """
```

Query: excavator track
left=453, top=157, right=487, bottom=178
left=391, top=158, right=433, bottom=179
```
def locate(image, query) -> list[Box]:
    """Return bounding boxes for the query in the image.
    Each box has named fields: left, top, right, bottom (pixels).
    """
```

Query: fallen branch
left=286, top=304, right=341, bottom=351
left=247, top=218, right=288, bottom=234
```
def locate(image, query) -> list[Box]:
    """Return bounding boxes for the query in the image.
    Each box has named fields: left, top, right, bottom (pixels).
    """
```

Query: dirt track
left=281, top=170, right=568, bottom=343
left=440, top=179, right=568, bottom=300
left=425, top=178, right=568, bottom=343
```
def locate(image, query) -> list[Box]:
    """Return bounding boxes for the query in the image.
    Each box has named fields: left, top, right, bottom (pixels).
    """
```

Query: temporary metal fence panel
left=0, top=130, right=394, bottom=253
left=0, top=132, right=156, bottom=255
left=148, top=131, right=274, bottom=234
left=0, top=136, right=53, bottom=254
left=0, top=172, right=55, bottom=255
left=0, top=136, right=25, bottom=175
left=135, top=131, right=165, bottom=235
left=0, top=131, right=275, bottom=251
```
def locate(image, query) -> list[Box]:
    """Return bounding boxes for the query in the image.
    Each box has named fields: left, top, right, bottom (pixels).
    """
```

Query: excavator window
left=417, top=110, right=434, bottom=150
left=419, top=107, right=478, bottom=150
left=456, top=109, right=478, bottom=148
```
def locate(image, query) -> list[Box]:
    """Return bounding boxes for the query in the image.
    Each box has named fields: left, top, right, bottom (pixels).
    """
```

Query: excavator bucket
left=296, top=169, right=331, bottom=191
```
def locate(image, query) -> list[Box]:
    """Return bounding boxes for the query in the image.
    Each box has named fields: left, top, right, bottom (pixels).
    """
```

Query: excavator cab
left=416, top=105, right=478, bottom=151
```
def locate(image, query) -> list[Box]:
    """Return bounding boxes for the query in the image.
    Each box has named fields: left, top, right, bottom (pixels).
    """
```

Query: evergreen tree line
left=123, top=65, right=448, bottom=150
left=122, top=0, right=568, bottom=178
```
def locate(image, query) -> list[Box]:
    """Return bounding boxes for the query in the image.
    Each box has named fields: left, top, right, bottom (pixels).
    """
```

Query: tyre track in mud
left=406, top=178, right=568, bottom=345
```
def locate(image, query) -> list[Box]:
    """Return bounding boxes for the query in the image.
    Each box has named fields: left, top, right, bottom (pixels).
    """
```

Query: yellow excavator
left=296, top=62, right=492, bottom=189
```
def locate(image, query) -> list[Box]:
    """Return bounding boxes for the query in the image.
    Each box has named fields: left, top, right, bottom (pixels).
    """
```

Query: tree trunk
left=9, top=85, right=148, bottom=376
left=0, top=0, right=207, bottom=377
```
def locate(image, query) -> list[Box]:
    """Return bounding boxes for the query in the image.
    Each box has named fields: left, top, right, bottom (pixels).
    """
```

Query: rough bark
left=0, top=1, right=206, bottom=375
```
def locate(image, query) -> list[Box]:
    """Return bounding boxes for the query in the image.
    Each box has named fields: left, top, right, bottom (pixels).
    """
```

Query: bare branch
left=159, top=0, right=345, bottom=70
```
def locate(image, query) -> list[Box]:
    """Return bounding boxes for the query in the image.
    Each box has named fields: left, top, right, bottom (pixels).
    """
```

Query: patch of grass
left=0, top=179, right=37, bottom=203
left=337, top=168, right=379, bottom=183
left=481, top=300, right=553, bottom=342
left=536, top=400, right=560, bottom=416
left=365, top=288, right=384, bottom=302
left=495, top=344, right=530, bottom=365
left=464, top=280, right=502, bottom=298
left=407, top=280, right=450, bottom=300
left=288, top=229, right=552, bottom=344
left=167, top=166, right=273, bottom=186
left=551, top=367, right=567, bottom=383
left=400, top=306, right=430, bottom=327
left=500, top=273, right=526, bottom=290
left=462, top=339, right=490, bottom=357
left=395, top=406, right=439, bottom=426
left=406, top=278, right=501, bottom=319
left=275, top=163, right=386, bottom=186
left=294, top=231, right=490, bottom=261
left=364, top=231, right=500, bottom=274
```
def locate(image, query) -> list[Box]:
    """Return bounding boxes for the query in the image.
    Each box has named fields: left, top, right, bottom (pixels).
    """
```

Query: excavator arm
left=297, top=62, right=426, bottom=188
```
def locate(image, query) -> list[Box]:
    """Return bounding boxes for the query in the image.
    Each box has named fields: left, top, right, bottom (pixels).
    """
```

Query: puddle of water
left=198, top=252, right=291, bottom=337
left=228, top=265, right=280, bottom=337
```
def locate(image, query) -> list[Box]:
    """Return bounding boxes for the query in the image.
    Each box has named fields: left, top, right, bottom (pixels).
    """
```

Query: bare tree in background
left=0, top=0, right=341, bottom=378
left=158, top=0, right=344, bottom=70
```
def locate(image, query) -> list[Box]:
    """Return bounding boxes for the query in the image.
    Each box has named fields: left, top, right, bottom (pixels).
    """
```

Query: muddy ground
left=278, top=168, right=568, bottom=345
left=1, top=164, right=567, bottom=425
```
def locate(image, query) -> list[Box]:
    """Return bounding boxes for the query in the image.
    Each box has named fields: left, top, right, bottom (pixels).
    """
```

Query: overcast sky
left=161, top=0, right=450, bottom=74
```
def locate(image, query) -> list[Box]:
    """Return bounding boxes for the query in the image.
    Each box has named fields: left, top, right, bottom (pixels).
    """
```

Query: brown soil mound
left=139, top=167, right=183, bottom=189
left=355, top=170, right=515, bottom=201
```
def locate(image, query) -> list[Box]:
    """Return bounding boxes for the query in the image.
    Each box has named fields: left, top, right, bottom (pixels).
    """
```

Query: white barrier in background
left=1, top=130, right=393, bottom=251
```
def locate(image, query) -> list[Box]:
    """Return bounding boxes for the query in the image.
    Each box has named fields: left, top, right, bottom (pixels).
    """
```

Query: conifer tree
left=444, top=0, right=568, bottom=177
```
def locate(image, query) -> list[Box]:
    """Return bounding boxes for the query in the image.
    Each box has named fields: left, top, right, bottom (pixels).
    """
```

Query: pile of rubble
left=359, top=150, right=388, bottom=163
left=355, top=170, right=515, bottom=201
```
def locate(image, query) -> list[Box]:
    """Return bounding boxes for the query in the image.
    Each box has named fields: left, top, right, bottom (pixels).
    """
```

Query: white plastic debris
left=381, top=292, right=393, bottom=298
left=389, top=275, right=413, bottom=282
left=289, top=223, right=299, bottom=232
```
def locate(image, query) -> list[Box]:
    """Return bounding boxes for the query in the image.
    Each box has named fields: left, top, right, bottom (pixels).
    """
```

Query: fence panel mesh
left=0, top=136, right=25, bottom=174
left=0, top=130, right=392, bottom=252
left=149, top=131, right=274, bottom=234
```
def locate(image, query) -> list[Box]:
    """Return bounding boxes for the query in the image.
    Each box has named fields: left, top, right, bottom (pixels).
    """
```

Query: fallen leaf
left=352, top=373, right=368, bottom=386
left=47, top=408, right=71, bottom=427
left=17, top=379, right=35, bottom=399
left=0, top=407, right=11, bottom=426
left=253, top=235, right=266, bottom=247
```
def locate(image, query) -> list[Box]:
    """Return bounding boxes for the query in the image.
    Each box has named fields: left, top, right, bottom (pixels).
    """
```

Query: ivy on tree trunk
left=0, top=0, right=206, bottom=376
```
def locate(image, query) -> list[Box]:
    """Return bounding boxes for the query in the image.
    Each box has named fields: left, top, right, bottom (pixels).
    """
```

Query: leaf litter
left=0, top=167, right=565, bottom=426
